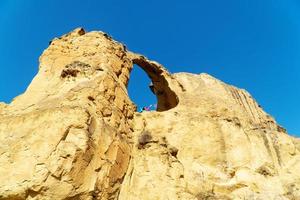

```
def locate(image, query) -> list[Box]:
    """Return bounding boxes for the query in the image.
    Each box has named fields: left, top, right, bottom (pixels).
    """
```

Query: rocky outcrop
left=0, top=28, right=299, bottom=199
left=121, top=73, right=300, bottom=200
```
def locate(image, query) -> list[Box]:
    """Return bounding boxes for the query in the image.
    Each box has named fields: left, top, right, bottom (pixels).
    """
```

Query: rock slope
left=0, top=28, right=299, bottom=200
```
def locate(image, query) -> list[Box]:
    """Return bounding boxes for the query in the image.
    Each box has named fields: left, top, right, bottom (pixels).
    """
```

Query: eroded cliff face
left=0, top=28, right=299, bottom=200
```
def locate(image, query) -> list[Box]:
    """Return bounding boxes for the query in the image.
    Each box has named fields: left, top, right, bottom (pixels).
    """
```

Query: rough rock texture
left=0, top=28, right=299, bottom=200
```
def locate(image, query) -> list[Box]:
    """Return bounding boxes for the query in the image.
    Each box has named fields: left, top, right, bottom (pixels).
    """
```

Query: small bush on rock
left=137, top=131, right=152, bottom=149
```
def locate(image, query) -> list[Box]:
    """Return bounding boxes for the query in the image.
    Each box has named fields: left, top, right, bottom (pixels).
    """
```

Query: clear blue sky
left=0, top=0, right=299, bottom=136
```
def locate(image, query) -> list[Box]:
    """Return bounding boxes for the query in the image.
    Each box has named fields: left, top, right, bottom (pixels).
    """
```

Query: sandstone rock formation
left=0, top=28, right=299, bottom=200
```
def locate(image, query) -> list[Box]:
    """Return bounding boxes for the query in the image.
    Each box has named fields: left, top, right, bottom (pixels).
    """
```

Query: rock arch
left=128, top=54, right=179, bottom=112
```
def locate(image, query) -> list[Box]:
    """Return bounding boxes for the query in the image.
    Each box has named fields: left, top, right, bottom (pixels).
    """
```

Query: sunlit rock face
left=0, top=28, right=299, bottom=200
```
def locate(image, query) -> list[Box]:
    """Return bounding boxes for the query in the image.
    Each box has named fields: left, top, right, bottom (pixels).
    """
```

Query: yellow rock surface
left=0, top=28, right=299, bottom=199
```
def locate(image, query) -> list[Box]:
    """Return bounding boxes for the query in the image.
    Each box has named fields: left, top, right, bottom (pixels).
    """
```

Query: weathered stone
left=0, top=28, right=299, bottom=200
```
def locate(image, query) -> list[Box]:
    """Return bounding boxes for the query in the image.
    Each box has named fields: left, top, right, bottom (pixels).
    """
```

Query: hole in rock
left=127, top=60, right=179, bottom=112
left=128, top=65, right=157, bottom=112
